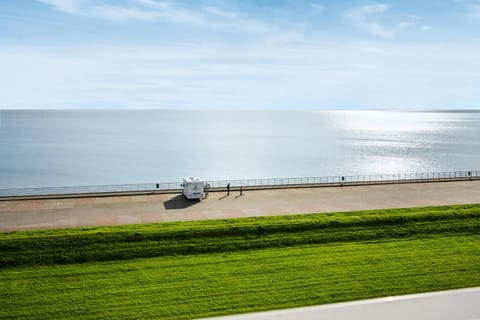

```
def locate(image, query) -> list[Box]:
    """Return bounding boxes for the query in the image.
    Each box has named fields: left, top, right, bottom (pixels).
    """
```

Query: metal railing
left=207, top=170, right=480, bottom=188
left=0, top=170, right=479, bottom=198
left=0, top=182, right=180, bottom=198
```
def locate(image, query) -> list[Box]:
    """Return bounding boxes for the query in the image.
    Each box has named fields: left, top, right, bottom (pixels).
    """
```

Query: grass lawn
left=1, top=204, right=480, bottom=319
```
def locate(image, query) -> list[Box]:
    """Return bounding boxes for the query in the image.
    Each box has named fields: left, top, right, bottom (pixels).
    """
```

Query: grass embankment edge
left=0, top=204, right=479, bottom=319
left=1, top=203, right=479, bottom=268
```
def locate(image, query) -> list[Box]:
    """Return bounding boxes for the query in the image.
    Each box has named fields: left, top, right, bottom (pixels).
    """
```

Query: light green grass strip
left=1, top=236, right=480, bottom=319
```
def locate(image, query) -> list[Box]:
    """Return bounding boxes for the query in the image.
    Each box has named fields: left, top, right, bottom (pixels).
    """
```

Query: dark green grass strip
left=1, top=236, right=479, bottom=319
left=1, top=204, right=479, bottom=267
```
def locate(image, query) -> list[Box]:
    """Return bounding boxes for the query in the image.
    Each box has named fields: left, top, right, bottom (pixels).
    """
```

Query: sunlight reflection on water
left=0, top=110, right=479, bottom=187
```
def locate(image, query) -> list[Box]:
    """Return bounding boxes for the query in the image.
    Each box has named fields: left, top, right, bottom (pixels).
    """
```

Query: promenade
left=1, top=180, right=480, bottom=232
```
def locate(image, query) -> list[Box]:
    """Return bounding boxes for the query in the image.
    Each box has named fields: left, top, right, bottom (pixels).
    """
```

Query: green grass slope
left=1, top=204, right=480, bottom=319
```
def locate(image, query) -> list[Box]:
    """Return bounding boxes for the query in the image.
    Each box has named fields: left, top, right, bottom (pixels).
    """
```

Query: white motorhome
left=182, top=177, right=207, bottom=200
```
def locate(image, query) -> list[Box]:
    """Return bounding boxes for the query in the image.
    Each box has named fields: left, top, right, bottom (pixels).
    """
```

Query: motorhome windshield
left=189, top=183, right=202, bottom=190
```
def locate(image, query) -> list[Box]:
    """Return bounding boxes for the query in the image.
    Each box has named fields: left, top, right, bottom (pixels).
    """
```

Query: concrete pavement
left=204, top=287, right=480, bottom=320
left=1, top=180, right=480, bottom=232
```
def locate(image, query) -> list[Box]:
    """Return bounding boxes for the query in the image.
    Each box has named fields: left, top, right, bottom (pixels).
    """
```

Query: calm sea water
left=0, top=110, right=479, bottom=188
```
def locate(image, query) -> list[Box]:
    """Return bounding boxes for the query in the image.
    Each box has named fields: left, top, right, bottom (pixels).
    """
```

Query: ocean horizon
left=1, top=109, right=479, bottom=189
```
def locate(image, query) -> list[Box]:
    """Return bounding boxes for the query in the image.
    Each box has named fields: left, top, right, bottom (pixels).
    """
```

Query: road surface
left=1, top=180, right=480, bottom=231
left=204, top=287, right=480, bottom=320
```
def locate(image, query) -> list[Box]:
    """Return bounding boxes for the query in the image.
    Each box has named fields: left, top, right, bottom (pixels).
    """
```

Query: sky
left=0, top=0, right=479, bottom=109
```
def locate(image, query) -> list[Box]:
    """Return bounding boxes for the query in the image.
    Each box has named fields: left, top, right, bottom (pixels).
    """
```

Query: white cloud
left=36, top=0, right=203, bottom=23
left=36, top=0, right=81, bottom=14
left=35, top=0, right=274, bottom=34
left=344, top=4, right=394, bottom=38
left=344, top=4, right=417, bottom=38
left=203, top=6, right=237, bottom=19
left=396, top=21, right=414, bottom=29
left=354, top=63, right=380, bottom=70
left=87, top=5, right=164, bottom=21
left=266, top=31, right=306, bottom=45
left=1, top=42, right=480, bottom=109
left=134, top=0, right=169, bottom=9
left=311, top=3, right=325, bottom=14
left=468, top=4, right=480, bottom=19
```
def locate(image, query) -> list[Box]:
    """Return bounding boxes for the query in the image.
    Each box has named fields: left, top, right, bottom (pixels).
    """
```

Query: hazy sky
left=1, top=0, right=480, bottom=109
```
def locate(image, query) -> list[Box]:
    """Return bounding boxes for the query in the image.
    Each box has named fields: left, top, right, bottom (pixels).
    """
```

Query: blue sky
left=1, top=0, right=480, bottom=109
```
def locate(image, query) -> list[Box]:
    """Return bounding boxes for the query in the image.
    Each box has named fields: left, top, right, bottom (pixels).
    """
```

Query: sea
left=0, top=109, right=479, bottom=189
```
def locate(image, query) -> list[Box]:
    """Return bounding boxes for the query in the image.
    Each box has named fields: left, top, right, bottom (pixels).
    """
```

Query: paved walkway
left=1, top=180, right=480, bottom=232
left=204, top=287, right=480, bottom=320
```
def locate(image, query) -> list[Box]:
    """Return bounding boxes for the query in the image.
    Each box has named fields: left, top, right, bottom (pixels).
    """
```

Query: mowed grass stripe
left=1, top=204, right=479, bottom=267
left=1, top=235, right=480, bottom=319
